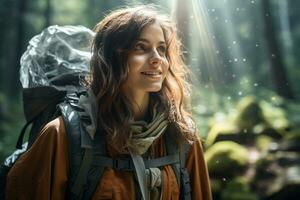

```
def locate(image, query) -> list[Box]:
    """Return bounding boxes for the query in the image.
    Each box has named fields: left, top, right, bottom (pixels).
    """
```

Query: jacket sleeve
left=5, top=117, right=69, bottom=200
left=185, top=138, right=212, bottom=200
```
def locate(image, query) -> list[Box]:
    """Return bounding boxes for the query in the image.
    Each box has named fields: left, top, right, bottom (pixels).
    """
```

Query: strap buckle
left=113, top=157, right=133, bottom=171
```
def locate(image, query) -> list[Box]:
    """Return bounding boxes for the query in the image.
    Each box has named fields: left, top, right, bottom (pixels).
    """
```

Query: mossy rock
left=206, top=122, right=238, bottom=147
left=283, top=125, right=300, bottom=141
left=255, top=135, right=274, bottom=151
left=253, top=124, right=282, bottom=140
left=235, top=96, right=266, bottom=129
left=255, top=154, right=274, bottom=169
left=260, top=100, right=289, bottom=131
left=205, top=141, right=249, bottom=177
left=267, top=182, right=300, bottom=200
left=210, top=178, right=223, bottom=198
left=220, top=177, right=259, bottom=200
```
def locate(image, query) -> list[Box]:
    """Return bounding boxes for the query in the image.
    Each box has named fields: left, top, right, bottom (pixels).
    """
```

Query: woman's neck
left=126, top=91, right=149, bottom=120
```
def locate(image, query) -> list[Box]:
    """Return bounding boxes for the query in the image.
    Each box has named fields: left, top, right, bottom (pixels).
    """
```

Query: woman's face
left=122, top=22, right=169, bottom=96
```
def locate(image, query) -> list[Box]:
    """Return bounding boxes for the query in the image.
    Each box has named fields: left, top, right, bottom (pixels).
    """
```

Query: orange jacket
left=6, top=117, right=212, bottom=200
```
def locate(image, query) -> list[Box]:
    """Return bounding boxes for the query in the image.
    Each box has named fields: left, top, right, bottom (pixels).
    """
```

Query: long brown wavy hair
left=90, top=5, right=197, bottom=151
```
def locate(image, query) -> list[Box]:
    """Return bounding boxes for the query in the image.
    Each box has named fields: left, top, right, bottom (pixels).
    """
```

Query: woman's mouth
left=141, top=71, right=162, bottom=80
left=141, top=71, right=162, bottom=75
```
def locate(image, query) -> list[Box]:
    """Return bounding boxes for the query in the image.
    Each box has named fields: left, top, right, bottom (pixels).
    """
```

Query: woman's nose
left=149, top=49, right=162, bottom=66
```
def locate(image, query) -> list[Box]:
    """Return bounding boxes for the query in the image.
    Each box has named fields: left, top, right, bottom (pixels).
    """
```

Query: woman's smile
left=141, top=71, right=163, bottom=80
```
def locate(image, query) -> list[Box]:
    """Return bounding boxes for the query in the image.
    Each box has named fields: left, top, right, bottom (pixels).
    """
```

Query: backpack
left=0, top=25, right=192, bottom=200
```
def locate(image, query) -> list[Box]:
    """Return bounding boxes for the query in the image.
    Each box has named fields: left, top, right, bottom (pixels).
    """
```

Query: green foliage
left=0, top=95, right=24, bottom=161
left=52, top=0, right=93, bottom=27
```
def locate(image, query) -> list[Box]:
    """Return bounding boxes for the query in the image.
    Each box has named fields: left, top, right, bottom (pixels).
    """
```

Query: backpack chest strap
left=92, top=154, right=180, bottom=171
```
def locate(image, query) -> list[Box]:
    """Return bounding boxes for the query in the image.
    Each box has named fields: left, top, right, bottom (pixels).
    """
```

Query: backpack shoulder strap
left=59, top=100, right=86, bottom=199
left=179, top=142, right=192, bottom=200
left=59, top=93, right=107, bottom=200
left=165, top=124, right=192, bottom=200
left=82, top=127, right=107, bottom=200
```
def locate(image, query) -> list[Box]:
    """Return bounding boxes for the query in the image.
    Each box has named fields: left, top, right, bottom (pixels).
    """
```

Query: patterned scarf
left=128, top=104, right=168, bottom=200
left=128, top=104, right=168, bottom=155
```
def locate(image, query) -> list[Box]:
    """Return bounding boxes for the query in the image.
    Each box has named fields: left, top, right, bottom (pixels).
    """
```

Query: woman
left=5, top=5, right=212, bottom=200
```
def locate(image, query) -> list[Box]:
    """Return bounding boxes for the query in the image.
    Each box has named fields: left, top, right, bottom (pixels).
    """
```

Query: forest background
left=0, top=0, right=299, bottom=199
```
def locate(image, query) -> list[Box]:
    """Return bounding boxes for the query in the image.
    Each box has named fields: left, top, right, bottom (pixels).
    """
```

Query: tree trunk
left=0, top=0, right=14, bottom=92
left=4, top=0, right=27, bottom=98
left=175, top=0, right=190, bottom=63
left=44, top=0, right=52, bottom=28
left=261, top=0, right=294, bottom=100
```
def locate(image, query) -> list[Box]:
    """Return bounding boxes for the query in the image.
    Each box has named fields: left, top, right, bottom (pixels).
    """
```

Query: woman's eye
left=134, top=44, right=146, bottom=51
left=158, top=46, right=167, bottom=54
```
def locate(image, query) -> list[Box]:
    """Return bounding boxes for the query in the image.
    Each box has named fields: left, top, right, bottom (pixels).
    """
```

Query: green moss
left=235, top=96, right=265, bottom=129
left=206, top=122, right=238, bottom=147
left=260, top=100, right=289, bottom=132
left=284, top=126, right=300, bottom=141
left=220, top=177, right=260, bottom=200
left=210, top=178, right=223, bottom=195
left=205, top=141, right=249, bottom=176
left=255, top=135, right=274, bottom=151
left=253, top=124, right=282, bottom=139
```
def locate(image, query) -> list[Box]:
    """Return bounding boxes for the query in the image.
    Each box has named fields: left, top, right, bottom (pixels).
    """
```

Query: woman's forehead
left=138, top=22, right=166, bottom=43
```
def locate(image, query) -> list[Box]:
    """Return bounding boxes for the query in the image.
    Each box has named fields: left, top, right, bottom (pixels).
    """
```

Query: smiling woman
left=123, top=22, right=170, bottom=120
left=5, top=5, right=212, bottom=200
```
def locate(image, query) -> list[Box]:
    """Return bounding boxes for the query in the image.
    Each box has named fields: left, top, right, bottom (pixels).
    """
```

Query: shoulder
left=6, top=117, right=70, bottom=198
left=29, top=116, right=68, bottom=149
left=16, top=116, right=69, bottom=168
left=40, top=116, right=66, bottom=136
left=7, top=117, right=68, bottom=173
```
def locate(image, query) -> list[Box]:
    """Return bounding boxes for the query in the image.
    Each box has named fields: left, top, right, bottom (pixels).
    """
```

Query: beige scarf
left=128, top=105, right=168, bottom=155
left=128, top=105, right=168, bottom=200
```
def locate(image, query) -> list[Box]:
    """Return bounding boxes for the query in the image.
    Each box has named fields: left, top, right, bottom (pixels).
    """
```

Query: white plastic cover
left=20, top=25, right=95, bottom=88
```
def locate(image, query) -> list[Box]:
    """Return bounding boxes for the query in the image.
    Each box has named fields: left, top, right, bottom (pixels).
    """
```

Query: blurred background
left=0, top=0, right=300, bottom=199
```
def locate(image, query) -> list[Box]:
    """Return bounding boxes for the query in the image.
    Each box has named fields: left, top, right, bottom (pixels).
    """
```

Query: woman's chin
left=147, top=86, right=162, bottom=93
